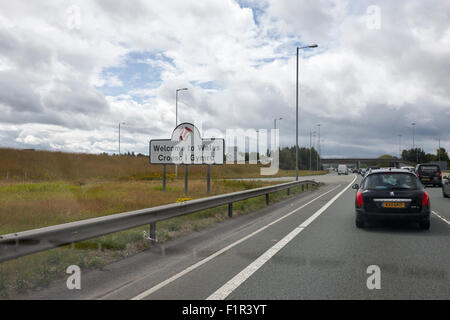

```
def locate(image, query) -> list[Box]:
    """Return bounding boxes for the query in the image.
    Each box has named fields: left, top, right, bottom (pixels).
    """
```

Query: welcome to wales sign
left=149, top=123, right=225, bottom=165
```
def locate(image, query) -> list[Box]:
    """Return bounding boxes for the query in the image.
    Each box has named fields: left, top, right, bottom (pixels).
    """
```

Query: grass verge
left=0, top=180, right=320, bottom=298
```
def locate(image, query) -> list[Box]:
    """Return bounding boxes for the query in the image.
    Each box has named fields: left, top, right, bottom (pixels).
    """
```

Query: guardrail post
left=150, top=222, right=157, bottom=241
left=184, top=165, right=188, bottom=194
left=301, top=185, right=304, bottom=192
left=228, top=203, right=233, bottom=217
left=206, top=165, right=211, bottom=194
left=266, top=193, right=269, bottom=205
left=162, top=164, right=166, bottom=191
left=287, top=188, right=290, bottom=196
left=306, top=184, right=309, bottom=190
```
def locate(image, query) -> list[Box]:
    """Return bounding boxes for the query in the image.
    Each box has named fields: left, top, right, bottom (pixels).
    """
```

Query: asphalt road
left=19, top=174, right=449, bottom=300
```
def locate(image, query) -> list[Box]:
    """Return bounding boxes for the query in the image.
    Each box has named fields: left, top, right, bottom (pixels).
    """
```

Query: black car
left=443, top=175, right=450, bottom=198
left=352, top=169, right=430, bottom=230
left=415, top=164, right=442, bottom=187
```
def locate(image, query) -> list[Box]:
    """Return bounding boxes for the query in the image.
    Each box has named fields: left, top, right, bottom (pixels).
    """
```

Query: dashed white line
left=432, top=210, right=450, bottom=225
left=207, top=176, right=357, bottom=300
left=131, top=182, right=344, bottom=300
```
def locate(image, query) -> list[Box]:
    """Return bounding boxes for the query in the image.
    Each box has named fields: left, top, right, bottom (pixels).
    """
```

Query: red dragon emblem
left=179, top=126, right=193, bottom=141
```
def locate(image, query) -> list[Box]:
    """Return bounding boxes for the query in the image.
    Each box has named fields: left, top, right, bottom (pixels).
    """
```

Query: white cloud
left=0, top=0, right=449, bottom=158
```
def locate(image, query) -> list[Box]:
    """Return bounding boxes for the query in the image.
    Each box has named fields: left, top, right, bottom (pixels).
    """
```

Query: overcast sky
left=0, top=0, right=449, bottom=158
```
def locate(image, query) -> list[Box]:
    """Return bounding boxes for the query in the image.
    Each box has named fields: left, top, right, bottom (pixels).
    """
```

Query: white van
left=337, top=164, right=348, bottom=175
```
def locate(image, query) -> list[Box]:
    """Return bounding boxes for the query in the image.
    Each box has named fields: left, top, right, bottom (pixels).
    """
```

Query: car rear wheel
left=356, top=218, right=365, bottom=228
left=419, top=221, right=430, bottom=230
left=443, top=188, right=449, bottom=198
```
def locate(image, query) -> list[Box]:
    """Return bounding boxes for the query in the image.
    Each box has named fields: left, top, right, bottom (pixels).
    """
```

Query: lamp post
left=274, top=117, right=283, bottom=130
left=317, top=123, right=321, bottom=171
left=296, top=44, right=318, bottom=180
left=118, top=122, right=126, bottom=155
left=176, top=88, right=188, bottom=127
left=309, top=129, right=316, bottom=170
left=312, top=131, right=317, bottom=170
left=256, top=129, right=259, bottom=162
left=175, top=88, right=188, bottom=178
left=398, top=134, right=402, bottom=159
left=438, top=137, right=441, bottom=163
left=274, top=118, right=283, bottom=154
left=411, top=122, right=417, bottom=163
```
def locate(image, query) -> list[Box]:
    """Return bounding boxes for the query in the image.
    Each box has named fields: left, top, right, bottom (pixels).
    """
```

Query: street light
left=176, top=88, right=188, bottom=127
left=175, top=88, right=188, bottom=178
left=317, top=123, right=321, bottom=171
left=273, top=118, right=283, bottom=153
left=438, top=137, right=441, bottom=163
left=256, top=129, right=259, bottom=162
left=411, top=122, right=417, bottom=163
left=274, top=117, right=283, bottom=129
left=309, top=129, right=316, bottom=170
left=398, top=134, right=402, bottom=159
left=118, top=122, right=126, bottom=155
left=296, top=44, right=318, bottom=180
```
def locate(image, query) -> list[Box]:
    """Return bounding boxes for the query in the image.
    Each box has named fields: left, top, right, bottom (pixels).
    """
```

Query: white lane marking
left=207, top=175, right=357, bottom=300
left=432, top=210, right=450, bottom=225
left=131, top=183, right=343, bottom=300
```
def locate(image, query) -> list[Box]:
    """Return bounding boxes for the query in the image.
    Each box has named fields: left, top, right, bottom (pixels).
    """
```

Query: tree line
left=401, top=147, right=449, bottom=164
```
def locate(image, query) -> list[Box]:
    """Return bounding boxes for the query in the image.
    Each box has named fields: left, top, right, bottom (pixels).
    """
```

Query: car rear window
left=363, top=173, right=420, bottom=190
left=419, top=165, right=440, bottom=172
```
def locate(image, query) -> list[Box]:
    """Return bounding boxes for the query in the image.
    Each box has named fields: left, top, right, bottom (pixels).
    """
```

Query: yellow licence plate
left=382, top=202, right=406, bottom=208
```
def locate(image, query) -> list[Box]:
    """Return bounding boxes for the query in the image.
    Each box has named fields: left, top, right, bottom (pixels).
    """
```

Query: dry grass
left=0, top=179, right=318, bottom=298
left=0, top=179, right=279, bottom=234
left=0, top=147, right=325, bottom=182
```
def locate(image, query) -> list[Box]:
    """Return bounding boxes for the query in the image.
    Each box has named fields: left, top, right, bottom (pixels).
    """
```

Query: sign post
left=206, top=165, right=211, bottom=194
left=162, top=164, right=166, bottom=191
left=149, top=123, right=224, bottom=193
left=184, top=164, right=188, bottom=193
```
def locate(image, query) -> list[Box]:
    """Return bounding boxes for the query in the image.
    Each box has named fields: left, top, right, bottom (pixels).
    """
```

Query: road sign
left=149, top=123, right=224, bottom=165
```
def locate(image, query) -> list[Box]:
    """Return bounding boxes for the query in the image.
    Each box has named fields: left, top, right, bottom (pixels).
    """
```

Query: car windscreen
left=363, top=173, right=421, bottom=190
left=419, top=165, right=440, bottom=173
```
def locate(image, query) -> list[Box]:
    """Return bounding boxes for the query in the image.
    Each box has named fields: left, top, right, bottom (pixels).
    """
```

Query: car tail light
left=422, top=192, right=430, bottom=207
left=416, top=171, right=420, bottom=178
left=439, top=172, right=442, bottom=179
left=356, top=191, right=364, bottom=207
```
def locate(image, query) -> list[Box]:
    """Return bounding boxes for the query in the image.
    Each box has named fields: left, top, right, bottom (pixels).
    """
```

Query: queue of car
left=353, top=168, right=431, bottom=229
left=352, top=163, right=448, bottom=230
left=443, top=174, right=450, bottom=198
left=337, top=164, right=348, bottom=175
left=414, top=163, right=442, bottom=187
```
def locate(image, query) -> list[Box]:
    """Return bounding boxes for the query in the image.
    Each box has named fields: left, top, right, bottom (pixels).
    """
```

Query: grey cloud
left=41, top=78, right=109, bottom=115
left=0, top=0, right=449, bottom=158
left=0, top=71, right=43, bottom=112
left=94, top=0, right=153, bottom=21
left=0, top=28, right=53, bottom=72
left=265, top=0, right=343, bottom=44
